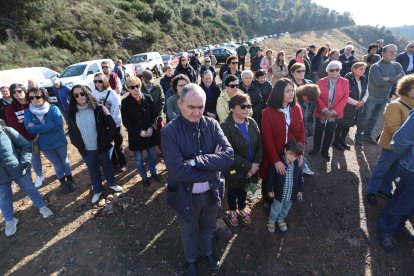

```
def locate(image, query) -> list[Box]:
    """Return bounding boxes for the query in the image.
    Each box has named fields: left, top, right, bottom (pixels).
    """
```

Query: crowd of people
left=1, top=38, right=414, bottom=275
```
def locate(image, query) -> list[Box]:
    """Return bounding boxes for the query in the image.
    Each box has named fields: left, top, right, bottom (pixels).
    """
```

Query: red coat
left=259, top=104, right=305, bottom=180
left=314, top=77, right=349, bottom=118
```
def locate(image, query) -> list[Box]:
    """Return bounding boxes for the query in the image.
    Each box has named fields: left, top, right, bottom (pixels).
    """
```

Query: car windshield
left=60, top=64, right=87, bottom=78
left=176, top=52, right=184, bottom=57
left=161, top=55, right=170, bottom=61
left=130, top=55, right=148, bottom=63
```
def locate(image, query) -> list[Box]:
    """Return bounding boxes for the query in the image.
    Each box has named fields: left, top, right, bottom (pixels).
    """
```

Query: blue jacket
left=0, top=127, right=32, bottom=184
left=24, top=105, right=67, bottom=151
left=52, top=83, right=71, bottom=113
left=161, top=115, right=234, bottom=221
left=391, top=110, right=414, bottom=173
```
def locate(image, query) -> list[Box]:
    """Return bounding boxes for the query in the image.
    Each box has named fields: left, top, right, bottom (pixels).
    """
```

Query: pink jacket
left=314, top=77, right=349, bottom=119
left=260, top=56, right=275, bottom=69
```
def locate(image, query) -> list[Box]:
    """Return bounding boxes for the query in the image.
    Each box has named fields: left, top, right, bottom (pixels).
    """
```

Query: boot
left=65, top=175, right=77, bottom=192
left=332, top=138, right=344, bottom=151
left=59, top=177, right=70, bottom=194
left=339, top=138, right=351, bottom=150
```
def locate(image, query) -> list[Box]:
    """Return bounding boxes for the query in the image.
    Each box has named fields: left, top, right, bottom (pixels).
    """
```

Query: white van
left=129, top=52, right=163, bottom=75
left=59, top=59, right=115, bottom=90
left=0, top=67, right=60, bottom=102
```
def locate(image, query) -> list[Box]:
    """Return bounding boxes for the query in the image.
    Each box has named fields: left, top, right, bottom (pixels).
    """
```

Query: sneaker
left=277, top=220, right=288, bottom=232
left=302, top=166, right=315, bottom=176
left=34, top=175, right=44, bottom=188
left=5, top=217, right=18, bottom=237
left=39, top=206, right=53, bottom=218
left=203, top=254, right=220, bottom=270
left=185, top=262, right=197, bottom=276
left=109, top=185, right=123, bottom=193
left=67, top=180, right=77, bottom=192
left=151, top=174, right=162, bottom=183
left=267, top=222, right=276, bottom=233
left=91, top=192, right=102, bottom=204
left=143, top=179, right=151, bottom=187
left=366, top=193, right=377, bottom=205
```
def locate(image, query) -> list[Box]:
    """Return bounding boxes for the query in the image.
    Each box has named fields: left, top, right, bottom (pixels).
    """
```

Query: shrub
left=52, top=30, right=79, bottom=52
left=153, top=3, right=173, bottom=24
left=136, top=8, right=154, bottom=23
left=181, top=7, right=194, bottom=25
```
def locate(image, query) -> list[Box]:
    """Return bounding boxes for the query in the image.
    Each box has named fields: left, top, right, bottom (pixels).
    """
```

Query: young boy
left=266, top=140, right=304, bottom=233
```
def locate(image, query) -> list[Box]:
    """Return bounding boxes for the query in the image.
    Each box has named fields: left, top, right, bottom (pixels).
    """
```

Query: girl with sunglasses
left=5, top=84, right=44, bottom=187
left=68, top=85, right=123, bottom=204
left=221, top=94, right=263, bottom=226
left=24, top=87, right=77, bottom=193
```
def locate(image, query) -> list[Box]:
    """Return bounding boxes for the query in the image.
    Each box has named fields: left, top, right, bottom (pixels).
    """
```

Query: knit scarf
left=29, top=101, right=50, bottom=122
left=77, top=103, right=90, bottom=110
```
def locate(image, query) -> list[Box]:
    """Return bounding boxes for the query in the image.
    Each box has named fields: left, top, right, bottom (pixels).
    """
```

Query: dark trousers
left=378, top=165, right=414, bottom=237
left=238, top=56, right=246, bottom=71
left=177, top=191, right=217, bottom=263
left=111, top=126, right=127, bottom=167
left=227, top=187, right=247, bottom=211
left=313, top=118, right=337, bottom=155
left=334, top=124, right=350, bottom=143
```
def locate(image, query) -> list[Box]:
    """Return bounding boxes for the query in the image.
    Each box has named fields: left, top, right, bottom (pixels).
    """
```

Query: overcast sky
left=311, top=0, right=412, bottom=27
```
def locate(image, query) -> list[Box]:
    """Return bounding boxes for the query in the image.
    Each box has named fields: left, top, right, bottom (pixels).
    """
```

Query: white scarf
left=29, top=101, right=50, bottom=122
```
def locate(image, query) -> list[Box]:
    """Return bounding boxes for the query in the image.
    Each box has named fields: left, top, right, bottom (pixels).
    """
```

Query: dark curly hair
left=69, top=84, right=99, bottom=118
left=171, top=74, right=191, bottom=92
left=26, top=87, right=49, bottom=102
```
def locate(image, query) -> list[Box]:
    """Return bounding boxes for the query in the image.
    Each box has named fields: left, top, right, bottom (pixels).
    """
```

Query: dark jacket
left=0, top=98, right=12, bottom=123
left=121, top=93, right=160, bottom=151
left=161, top=115, right=234, bottom=221
left=174, top=65, right=197, bottom=83
left=141, top=83, right=165, bottom=118
left=339, top=54, right=357, bottom=77
left=189, top=56, right=201, bottom=71
left=253, top=80, right=273, bottom=105
left=0, top=126, right=32, bottom=184
left=237, top=45, right=248, bottom=57
left=266, top=157, right=304, bottom=202
left=288, top=58, right=311, bottom=80
left=240, top=83, right=264, bottom=125
left=219, top=64, right=228, bottom=81
left=221, top=116, right=263, bottom=189
left=160, top=75, right=173, bottom=94
left=200, top=82, right=221, bottom=118
left=222, top=69, right=242, bottom=88
left=396, top=51, right=414, bottom=74
left=68, top=105, right=116, bottom=156
left=311, top=55, right=327, bottom=76
left=51, top=83, right=71, bottom=113
left=200, top=65, right=217, bottom=81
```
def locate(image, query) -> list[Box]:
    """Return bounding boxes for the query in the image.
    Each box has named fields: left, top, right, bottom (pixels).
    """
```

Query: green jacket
left=249, top=45, right=261, bottom=57
left=221, top=115, right=263, bottom=189
left=237, top=45, right=247, bottom=57
left=141, top=83, right=165, bottom=118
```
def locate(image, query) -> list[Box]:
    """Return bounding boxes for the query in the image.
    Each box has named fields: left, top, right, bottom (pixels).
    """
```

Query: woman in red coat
left=260, top=78, right=305, bottom=206
left=310, top=61, right=349, bottom=161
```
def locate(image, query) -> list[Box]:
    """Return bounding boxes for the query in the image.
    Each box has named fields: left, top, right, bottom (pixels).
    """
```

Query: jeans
left=0, top=172, right=44, bottom=221
left=82, top=147, right=117, bottom=194
left=31, top=151, right=43, bottom=177
left=42, top=144, right=72, bottom=179
left=268, top=199, right=292, bottom=223
left=301, top=157, right=311, bottom=171
left=111, top=126, right=127, bottom=167
left=227, top=187, right=247, bottom=211
left=313, top=118, right=337, bottom=154
left=133, top=147, right=157, bottom=181
left=366, top=148, right=399, bottom=194
left=356, top=96, right=388, bottom=139
left=378, top=165, right=414, bottom=237
left=177, top=191, right=217, bottom=263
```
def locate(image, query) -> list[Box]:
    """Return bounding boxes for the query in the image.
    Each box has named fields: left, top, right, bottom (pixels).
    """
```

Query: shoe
left=309, top=149, right=319, bottom=155
left=66, top=180, right=77, bottom=192
left=203, top=254, right=220, bottom=270
left=34, top=175, right=44, bottom=188
left=228, top=210, right=239, bottom=226
left=91, top=192, right=102, bottom=204
left=320, top=152, right=330, bottom=161
left=61, top=182, right=70, bottom=194
left=267, top=222, right=275, bottom=233
left=366, top=193, right=377, bottom=205
left=333, top=141, right=345, bottom=151
left=397, top=227, right=414, bottom=240
left=377, top=190, right=393, bottom=199
left=379, top=235, right=396, bottom=251
left=39, top=206, right=53, bottom=218
left=151, top=174, right=162, bottom=183
left=277, top=220, right=288, bottom=232
left=185, top=262, right=197, bottom=276
left=5, top=217, right=18, bottom=237
left=302, top=166, right=315, bottom=176
left=340, top=141, right=351, bottom=150
left=365, top=136, right=377, bottom=145
left=143, top=179, right=151, bottom=187
left=109, top=185, right=123, bottom=193
left=118, top=166, right=127, bottom=173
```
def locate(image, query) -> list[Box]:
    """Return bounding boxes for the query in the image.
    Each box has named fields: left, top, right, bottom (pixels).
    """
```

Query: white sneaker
left=5, top=217, right=18, bottom=237
left=303, top=166, right=315, bottom=176
left=34, top=176, right=44, bottom=188
left=91, top=192, right=102, bottom=204
left=39, top=206, right=53, bottom=218
left=109, top=185, right=123, bottom=193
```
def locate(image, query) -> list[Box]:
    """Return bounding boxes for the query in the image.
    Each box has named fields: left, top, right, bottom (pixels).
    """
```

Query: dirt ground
left=1, top=55, right=414, bottom=276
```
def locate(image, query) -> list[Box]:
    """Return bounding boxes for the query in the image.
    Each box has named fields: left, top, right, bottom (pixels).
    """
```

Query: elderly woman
left=121, top=76, right=162, bottom=187
left=260, top=49, right=275, bottom=84
left=0, top=127, right=52, bottom=237
left=365, top=74, right=414, bottom=205
left=253, top=69, right=273, bottom=105
left=221, top=94, right=263, bottom=226
left=221, top=55, right=242, bottom=89
left=239, top=70, right=264, bottom=125
left=200, top=70, right=221, bottom=120
left=260, top=78, right=305, bottom=207
left=290, top=63, right=313, bottom=87
left=68, top=85, right=123, bottom=204
left=271, top=51, right=289, bottom=85
left=310, top=61, right=349, bottom=161
left=166, top=74, right=190, bottom=122
left=334, top=62, right=368, bottom=150
left=288, top=48, right=311, bottom=79
left=24, top=87, right=77, bottom=193
left=174, top=56, right=197, bottom=83
left=6, top=84, right=43, bottom=187
left=217, top=74, right=245, bottom=123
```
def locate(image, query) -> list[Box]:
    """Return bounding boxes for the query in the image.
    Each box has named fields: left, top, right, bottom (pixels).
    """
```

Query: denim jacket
left=391, top=110, right=414, bottom=173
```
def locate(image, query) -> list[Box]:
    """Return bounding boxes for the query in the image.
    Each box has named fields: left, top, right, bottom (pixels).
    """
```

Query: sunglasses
left=73, top=92, right=86, bottom=98
left=205, top=61, right=211, bottom=63
left=295, top=70, right=306, bottom=73
left=240, top=104, right=252, bottom=110
left=12, top=89, right=24, bottom=94
left=228, top=84, right=239, bottom=88
left=230, top=61, right=239, bottom=65
left=128, top=85, right=140, bottom=90
left=93, top=80, right=104, bottom=84
left=29, top=95, right=43, bottom=100
left=328, top=68, right=340, bottom=72
left=101, top=66, right=109, bottom=69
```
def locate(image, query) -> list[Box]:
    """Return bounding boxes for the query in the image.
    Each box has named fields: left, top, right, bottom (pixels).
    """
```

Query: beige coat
left=271, top=63, right=289, bottom=85
left=216, top=89, right=252, bottom=123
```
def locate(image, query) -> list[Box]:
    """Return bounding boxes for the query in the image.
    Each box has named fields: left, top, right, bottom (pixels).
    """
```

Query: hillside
left=388, top=25, right=414, bottom=40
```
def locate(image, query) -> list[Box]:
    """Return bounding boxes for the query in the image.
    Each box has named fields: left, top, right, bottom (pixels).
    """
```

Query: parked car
left=211, top=48, right=237, bottom=64
left=129, top=52, right=163, bottom=75
left=161, top=55, right=177, bottom=69
left=0, top=67, right=60, bottom=103
left=173, top=52, right=190, bottom=64
left=59, top=59, right=115, bottom=91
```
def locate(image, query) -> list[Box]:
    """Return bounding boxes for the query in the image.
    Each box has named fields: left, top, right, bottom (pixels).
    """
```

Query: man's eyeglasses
left=93, top=80, right=104, bottom=84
